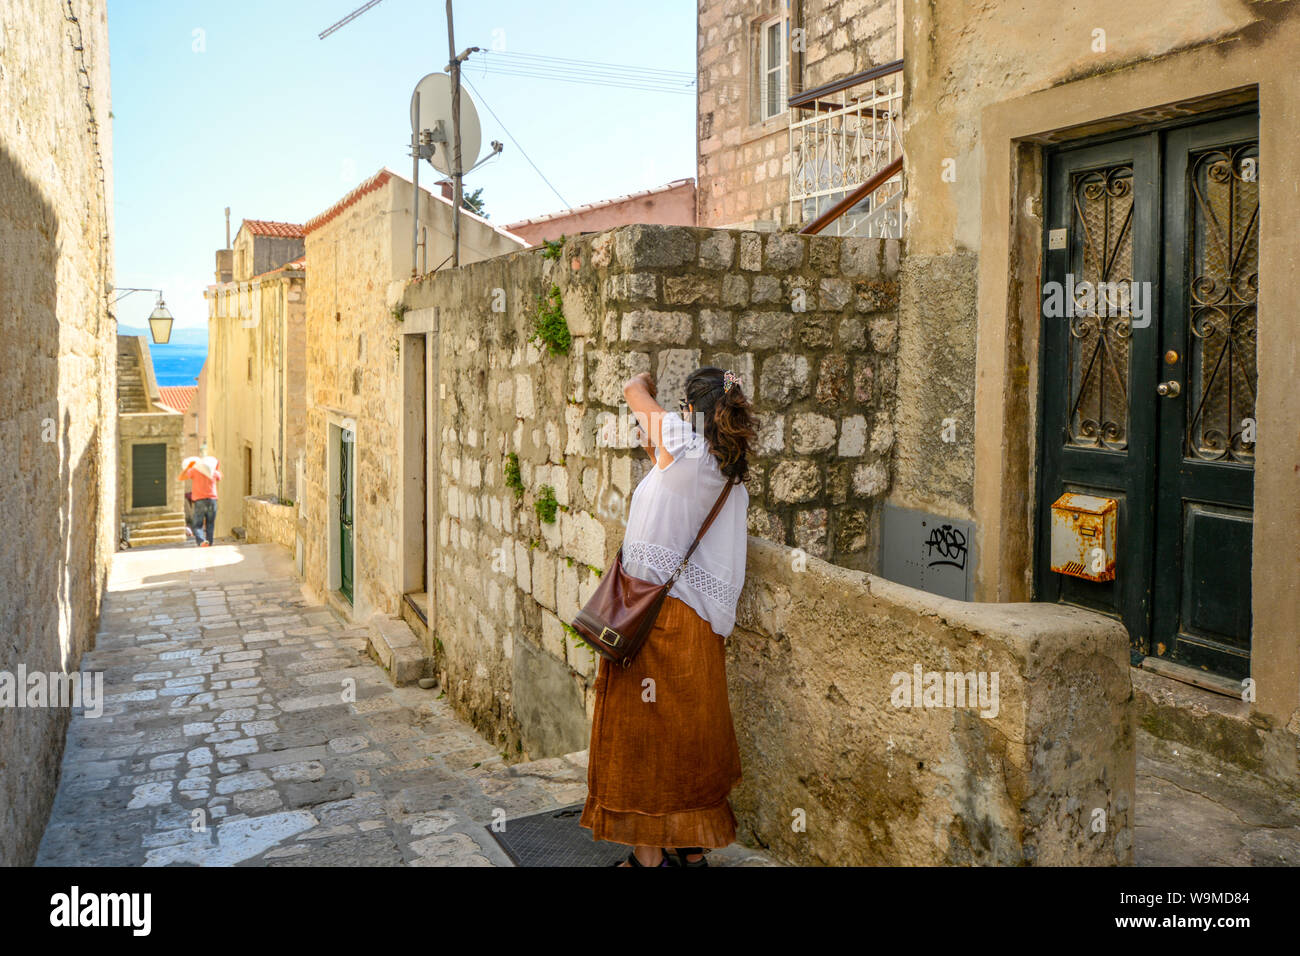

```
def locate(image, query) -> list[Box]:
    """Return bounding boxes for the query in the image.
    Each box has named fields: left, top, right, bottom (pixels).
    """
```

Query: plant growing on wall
left=530, top=284, right=570, bottom=356
left=534, top=484, right=558, bottom=524
left=391, top=303, right=409, bottom=322
left=540, top=235, right=565, bottom=260
left=504, top=453, right=524, bottom=498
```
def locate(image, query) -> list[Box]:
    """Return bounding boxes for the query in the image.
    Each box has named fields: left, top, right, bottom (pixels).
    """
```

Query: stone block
left=852, top=462, right=889, bottom=497
left=700, top=309, right=734, bottom=344
left=791, top=413, right=837, bottom=454
left=838, top=415, right=867, bottom=457
left=699, top=231, right=735, bottom=270
left=736, top=311, right=792, bottom=349
left=765, top=233, right=804, bottom=271
left=720, top=274, right=749, bottom=307
left=840, top=237, right=882, bottom=277
left=816, top=354, right=850, bottom=406
left=759, top=354, right=810, bottom=406
left=620, top=309, right=693, bottom=344
left=656, top=349, right=702, bottom=406
left=770, top=460, right=821, bottom=503
left=614, top=225, right=695, bottom=269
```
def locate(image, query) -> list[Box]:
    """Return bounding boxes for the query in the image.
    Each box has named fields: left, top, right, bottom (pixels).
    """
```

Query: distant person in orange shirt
left=178, top=455, right=221, bottom=547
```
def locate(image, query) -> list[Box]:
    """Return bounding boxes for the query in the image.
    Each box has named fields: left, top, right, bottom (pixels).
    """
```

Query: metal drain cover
left=487, top=803, right=628, bottom=867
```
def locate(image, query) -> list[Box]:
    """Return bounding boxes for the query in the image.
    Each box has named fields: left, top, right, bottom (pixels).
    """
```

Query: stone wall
left=243, top=495, right=298, bottom=552
left=730, top=537, right=1134, bottom=865
left=697, top=0, right=900, bottom=228
left=0, top=0, right=114, bottom=865
left=399, top=224, right=899, bottom=757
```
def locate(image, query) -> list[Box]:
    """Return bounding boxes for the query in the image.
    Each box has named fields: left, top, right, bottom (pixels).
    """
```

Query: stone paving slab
left=35, top=544, right=778, bottom=868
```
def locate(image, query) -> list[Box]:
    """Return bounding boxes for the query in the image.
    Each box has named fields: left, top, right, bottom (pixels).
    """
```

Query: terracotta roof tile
left=304, top=170, right=393, bottom=235
left=157, top=385, right=198, bottom=413
left=242, top=219, right=305, bottom=239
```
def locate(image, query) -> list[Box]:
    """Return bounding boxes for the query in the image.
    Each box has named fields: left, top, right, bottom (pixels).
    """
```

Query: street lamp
left=147, top=297, right=174, bottom=345
left=113, top=287, right=173, bottom=344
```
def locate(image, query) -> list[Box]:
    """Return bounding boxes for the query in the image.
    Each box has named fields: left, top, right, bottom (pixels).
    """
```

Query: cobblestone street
left=35, top=544, right=773, bottom=867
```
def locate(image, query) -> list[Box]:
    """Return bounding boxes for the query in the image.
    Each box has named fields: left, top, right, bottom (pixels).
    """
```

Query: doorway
left=132, top=443, right=167, bottom=508
left=338, top=424, right=355, bottom=604
left=1036, top=109, right=1259, bottom=682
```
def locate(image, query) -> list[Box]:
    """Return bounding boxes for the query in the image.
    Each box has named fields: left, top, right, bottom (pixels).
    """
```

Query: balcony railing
left=789, top=60, right=904, bottom=238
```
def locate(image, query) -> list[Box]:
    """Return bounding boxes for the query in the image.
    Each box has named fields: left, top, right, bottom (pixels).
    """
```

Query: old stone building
left=298, top=168, right=526, bottom=625
left=695, top=0, right=1300, bottom=788
left=203, top=220, right=306, bottom=538
left=0, top=0, right=115, bottom=865
left=116, top=335, right=186, bottom=546
left=697, top=0, right=903, bottom=229
left=893, top=0, right=1300, bottom=787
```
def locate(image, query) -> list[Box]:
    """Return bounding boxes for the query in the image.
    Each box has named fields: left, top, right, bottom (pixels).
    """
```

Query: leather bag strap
left=670, top=479, right=736, bottom=582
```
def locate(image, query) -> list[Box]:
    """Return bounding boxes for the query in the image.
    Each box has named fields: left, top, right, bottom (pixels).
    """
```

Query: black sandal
left=612, top=849, right=670, bottom=867
left=662, top=846, right=709, bottom=868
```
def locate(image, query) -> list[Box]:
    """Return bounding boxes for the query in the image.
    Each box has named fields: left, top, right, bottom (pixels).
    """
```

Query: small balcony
left=788, top=60, right=904, bottom=238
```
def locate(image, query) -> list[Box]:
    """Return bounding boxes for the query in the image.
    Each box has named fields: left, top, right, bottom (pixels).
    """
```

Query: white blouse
left=621, top=411, right=749, bottom=637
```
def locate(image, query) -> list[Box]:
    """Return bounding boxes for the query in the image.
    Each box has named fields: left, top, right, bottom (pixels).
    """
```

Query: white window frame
left=759, top=15, right=787, bottom=122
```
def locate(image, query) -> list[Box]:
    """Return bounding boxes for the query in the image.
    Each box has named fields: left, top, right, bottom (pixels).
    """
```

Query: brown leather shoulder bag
left=572, top=479, right=735, bottom=668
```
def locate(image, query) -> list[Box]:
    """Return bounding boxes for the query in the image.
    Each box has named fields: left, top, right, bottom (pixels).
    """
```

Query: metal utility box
left=1050, top=493, right=1118, bottom=582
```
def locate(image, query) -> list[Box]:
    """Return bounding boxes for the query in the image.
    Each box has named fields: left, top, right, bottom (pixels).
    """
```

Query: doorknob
left=1156, top=380, right=1181, bottom=397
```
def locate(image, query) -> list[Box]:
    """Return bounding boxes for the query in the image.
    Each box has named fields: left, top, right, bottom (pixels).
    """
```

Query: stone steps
left=366, top=616, right=433, bottom=686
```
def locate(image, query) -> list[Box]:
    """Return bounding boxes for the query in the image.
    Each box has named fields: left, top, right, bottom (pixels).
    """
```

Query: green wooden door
left=339, top=427, right=354, bottom=604
left=132, top=443, right=168, bottom=508
left=1037, top=110, right=1258, bottom=681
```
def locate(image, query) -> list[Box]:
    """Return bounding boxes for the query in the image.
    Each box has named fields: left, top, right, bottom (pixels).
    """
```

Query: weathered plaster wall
left=697, top=0, right=900, bottom=228
left=730, top=537, right=1134, bottom=865
left=399, top=224, right=900, bottom=758
left=0, top=0, right=114, bottom=865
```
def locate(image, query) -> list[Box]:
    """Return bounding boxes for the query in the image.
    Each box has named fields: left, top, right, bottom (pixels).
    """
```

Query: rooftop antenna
left=321, top=1, right=498, bottom=272
left=410, top=69, right=483, bottom=272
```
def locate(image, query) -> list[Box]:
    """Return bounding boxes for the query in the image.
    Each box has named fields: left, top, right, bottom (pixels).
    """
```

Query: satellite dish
left=410, top=72, right=482, bottom=176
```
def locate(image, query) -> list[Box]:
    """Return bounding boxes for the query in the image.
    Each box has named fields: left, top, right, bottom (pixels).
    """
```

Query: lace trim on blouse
left=623, top=539, right=741, bottom=608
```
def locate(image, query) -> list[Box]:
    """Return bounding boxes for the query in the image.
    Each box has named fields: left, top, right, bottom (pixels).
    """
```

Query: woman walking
left=580, top=366, right=756, bottom=868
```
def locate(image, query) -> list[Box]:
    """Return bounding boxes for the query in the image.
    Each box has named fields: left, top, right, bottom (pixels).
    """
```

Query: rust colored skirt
left=580, top=595, right=743, bottom=849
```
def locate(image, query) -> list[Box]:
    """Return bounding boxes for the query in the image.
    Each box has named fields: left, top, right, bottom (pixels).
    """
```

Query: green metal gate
left=132, top=443, right=167, bottom=508
left=339, top=427, right=354, bottom=604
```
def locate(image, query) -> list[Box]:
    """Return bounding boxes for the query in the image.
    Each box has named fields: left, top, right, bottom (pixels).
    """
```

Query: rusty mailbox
left=1050, top=493, right=1118, bottom=582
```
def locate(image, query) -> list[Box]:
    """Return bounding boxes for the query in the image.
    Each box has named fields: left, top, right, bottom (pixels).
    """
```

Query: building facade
left=504, top=178, right=697, bottom=246
left=697, top=0, right=903, bottom=229
left=698, top=0, right=1300, bottom=786
left=298, top=168, right=526, bottom=624
left=203, top=220, right=306, bottom=537
left=116, top=335, right=186, bottom=546
left=0, top=0, right=115, bottom=865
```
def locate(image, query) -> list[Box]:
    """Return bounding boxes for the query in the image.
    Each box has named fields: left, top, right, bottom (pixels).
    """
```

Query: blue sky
left=107, top=0, right=696, bottom=329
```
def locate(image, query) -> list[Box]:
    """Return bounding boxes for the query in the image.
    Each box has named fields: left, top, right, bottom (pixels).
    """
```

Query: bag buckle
left=598, top=626, right=622, bottom=648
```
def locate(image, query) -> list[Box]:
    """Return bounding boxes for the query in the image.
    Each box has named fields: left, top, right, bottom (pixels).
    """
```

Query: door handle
left=1156, top=380, right=1181, bottom=397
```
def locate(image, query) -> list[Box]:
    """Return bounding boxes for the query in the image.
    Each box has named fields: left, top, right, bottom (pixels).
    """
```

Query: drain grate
left=487, top=803, right=629, bottom=867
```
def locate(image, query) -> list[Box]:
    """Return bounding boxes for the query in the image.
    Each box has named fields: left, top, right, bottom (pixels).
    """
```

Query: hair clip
left=723, top=370, right=742, bottom=393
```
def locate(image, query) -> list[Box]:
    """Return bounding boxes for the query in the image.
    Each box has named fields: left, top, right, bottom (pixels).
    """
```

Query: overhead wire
left=461, top=76, right=571, bottom=209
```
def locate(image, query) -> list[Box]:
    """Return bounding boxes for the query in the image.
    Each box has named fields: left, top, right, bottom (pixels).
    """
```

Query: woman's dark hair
left=684, top=366, right=757, bottom=483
